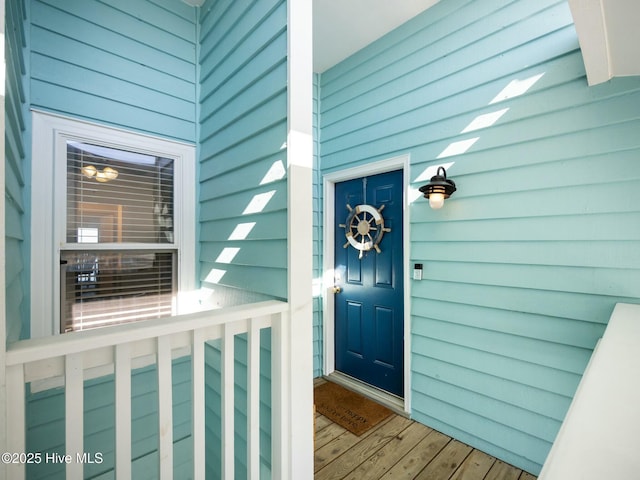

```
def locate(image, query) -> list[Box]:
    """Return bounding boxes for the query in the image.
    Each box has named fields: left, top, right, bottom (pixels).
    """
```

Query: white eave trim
left=568, top=0, right=611, bottom=85
left=568, top=0, right=640, bottom=86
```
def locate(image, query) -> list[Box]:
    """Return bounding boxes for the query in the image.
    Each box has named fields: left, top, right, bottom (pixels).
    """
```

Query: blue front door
left=334, top=170, right=404, bottom=397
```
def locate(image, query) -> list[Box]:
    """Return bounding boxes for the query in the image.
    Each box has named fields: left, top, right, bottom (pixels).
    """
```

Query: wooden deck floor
left=314, top=396, right=537, bottom=480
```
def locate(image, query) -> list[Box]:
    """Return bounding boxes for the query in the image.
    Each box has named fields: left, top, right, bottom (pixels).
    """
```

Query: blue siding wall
left=30, top=0, right=197, bottom=142
left=198, top=0, right=288, bottom=303
left=5, top=0, right=29, bottom=343
left=317, top=0, right=640, bottom=474
left=312, top=73, right=323, bottom=377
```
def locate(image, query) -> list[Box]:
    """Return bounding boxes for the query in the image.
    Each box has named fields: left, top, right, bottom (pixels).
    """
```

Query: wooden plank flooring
left=314, top=385, right=537, bottom=480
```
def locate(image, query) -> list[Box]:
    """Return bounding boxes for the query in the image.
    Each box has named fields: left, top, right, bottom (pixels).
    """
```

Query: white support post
left=5, top=364, right=25, bottom=480
left=221, top=323, right=235, bottom=480
left=65, top=353, right=84, bottom=479
left=0, top=1, right=8, bottom=477
left=286, top=0, right=315, bottom=477
left=192, top=329, right=205, bottom=480
left=271, top=310, right=290, bottom=480
left=157, top=335, right=173, bottom=480
left=115, top=343, right=132, bottom=479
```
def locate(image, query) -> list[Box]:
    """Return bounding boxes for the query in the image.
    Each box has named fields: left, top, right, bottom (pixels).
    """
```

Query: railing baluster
left=271, top=310, right=290, bottom=480
left=247, top=317, right=261, bottom=480
left=115, top=343, right=132, bottom=479
left=222, top=322, right=235, bottom=480
left=65, top=353, right=84, bottom=479
left=6, top=364, right=26, bottom=480
left=157, top=335, right=173, bottom=479
left=192, top=329, right=205, bottom=479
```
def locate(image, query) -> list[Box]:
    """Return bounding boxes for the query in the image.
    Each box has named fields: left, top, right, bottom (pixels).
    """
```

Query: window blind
left=62, top=141, right=177, bottom=332
left=60, top=251, right=175, bottom=332
left=66, top=142, right=174, bottom=244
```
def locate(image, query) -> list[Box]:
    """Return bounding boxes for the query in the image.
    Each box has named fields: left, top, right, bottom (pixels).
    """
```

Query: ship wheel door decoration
left=340, top=204, right=391, bottom=259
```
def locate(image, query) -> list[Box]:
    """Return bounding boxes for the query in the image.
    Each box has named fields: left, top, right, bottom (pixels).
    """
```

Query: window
left=31, top=112, right=195, bottom=337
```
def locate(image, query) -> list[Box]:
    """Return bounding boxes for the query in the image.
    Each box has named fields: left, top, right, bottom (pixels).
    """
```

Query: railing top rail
left=6, top=300, right=288, bottom=366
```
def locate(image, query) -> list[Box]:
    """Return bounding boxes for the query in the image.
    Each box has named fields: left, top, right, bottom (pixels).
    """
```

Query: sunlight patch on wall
left=312, top=277, right=324, bottom=297
left=216, top=247, right=240, bottom=264
left=243, top=190, right=276, bottom=215
left=414, top=161, right=456, bottom=183
left=408, top=187, right=424, bottom=204
left=260, top=160, right=286, bottom=185
left=205, top=268, right=227, bottom=284
left=228, top=222, right=256, bottom=240
left=490, top=73, right=545, bottom=104
left=461, top=108, right=510, bottom=133
left=437, top=138, right=479, bottom=159
left=317, top=269, right=336, bottom=298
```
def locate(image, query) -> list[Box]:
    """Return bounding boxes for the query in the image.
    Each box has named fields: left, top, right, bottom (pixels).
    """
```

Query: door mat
left=314, top=381, right=393, bottom=436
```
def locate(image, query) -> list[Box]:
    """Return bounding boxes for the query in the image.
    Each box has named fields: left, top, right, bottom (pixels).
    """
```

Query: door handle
left=332, top=286, right=342, bottom=294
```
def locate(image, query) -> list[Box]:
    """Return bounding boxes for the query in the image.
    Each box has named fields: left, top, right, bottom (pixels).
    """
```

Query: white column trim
left=0, top=0, right=8, bottom=473
left=285, top=0, right=314, bottom=477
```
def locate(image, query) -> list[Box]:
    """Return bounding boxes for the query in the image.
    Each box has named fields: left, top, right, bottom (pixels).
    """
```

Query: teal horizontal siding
left=201, top=240, right=287, bottom=268
left=198, top=0, right=288, bottom=302
left=5, top=0, right=29, bottom=343
left=29, top=0, right=197, bottom=142
left=200, top=182, right=287, bottom=222
left=318, top=0, right=640, bottom=474
left=312, top=73, right=324, bottom=377
left=200, top=211, right=287, bottom=242
left=199, top=122, right=287, bottom=180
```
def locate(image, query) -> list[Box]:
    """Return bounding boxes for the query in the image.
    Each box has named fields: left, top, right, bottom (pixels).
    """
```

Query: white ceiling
left=312, top=0, right=439, bottom=73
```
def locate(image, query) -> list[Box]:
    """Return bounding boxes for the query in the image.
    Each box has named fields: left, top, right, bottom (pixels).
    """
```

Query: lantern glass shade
left=428, top=193, right=445, bottom=209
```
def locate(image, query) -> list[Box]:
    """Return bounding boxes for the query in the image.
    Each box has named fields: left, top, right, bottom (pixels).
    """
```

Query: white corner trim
left=322, top=154, right=412, bottom=414
left=279, top=0, right=315, bottom=479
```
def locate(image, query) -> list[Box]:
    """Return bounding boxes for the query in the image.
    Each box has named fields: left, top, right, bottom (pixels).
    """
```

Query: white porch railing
left=4, top=300, right=290, bottom=480
left=538, top=303, right=640, bottom=480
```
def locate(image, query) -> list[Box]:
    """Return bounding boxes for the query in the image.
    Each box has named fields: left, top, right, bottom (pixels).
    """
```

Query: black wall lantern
left=419, top=166, right=456, bottom=209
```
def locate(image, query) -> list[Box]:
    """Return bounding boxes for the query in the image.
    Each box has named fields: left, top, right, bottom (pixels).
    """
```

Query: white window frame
left=31, top=110, right=196, bottom=338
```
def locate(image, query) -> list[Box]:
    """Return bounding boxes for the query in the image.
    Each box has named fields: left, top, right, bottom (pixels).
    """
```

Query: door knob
left=332, top=286, right=342, bottom=294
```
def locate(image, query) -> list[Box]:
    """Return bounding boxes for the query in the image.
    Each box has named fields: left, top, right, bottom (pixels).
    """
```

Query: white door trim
left=322, top=155, right=411, bottom=413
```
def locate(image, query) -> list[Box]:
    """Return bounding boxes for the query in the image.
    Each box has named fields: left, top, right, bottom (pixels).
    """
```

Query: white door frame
left=322, top=154, right=411, bottom=413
